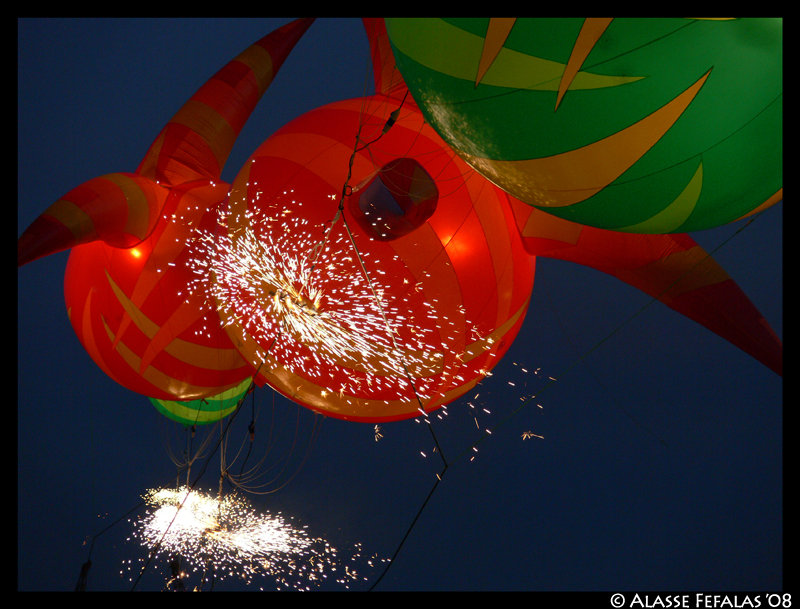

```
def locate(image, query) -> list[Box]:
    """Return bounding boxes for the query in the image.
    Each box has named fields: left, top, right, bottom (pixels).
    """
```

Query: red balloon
left=64, top=180, right=252, bottom=400
left=20, top=20, right=316, bottom=402
left=195, top=94, right=536, bottom=422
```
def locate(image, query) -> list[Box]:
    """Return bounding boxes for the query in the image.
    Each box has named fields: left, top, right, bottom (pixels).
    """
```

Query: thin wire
left=336, top=109, right=449, bottom=465
left=366, top=211, right=768, bottom=590
left=450, top=212, right=769, bottom=466
left=539, top=271, right=670, bottom=447
left=367, top=472, right=445, bottom=591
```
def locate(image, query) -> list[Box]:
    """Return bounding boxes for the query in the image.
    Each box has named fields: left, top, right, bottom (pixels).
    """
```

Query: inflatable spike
left=18, top=18, right=315, bottom=269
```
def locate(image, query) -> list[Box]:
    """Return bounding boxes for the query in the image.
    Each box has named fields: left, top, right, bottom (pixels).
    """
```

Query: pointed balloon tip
left=18, top=215, right=77, bottom=267
left=256, top=17, right=316, bottom=76
left=19, top=173, right=166, bottom=267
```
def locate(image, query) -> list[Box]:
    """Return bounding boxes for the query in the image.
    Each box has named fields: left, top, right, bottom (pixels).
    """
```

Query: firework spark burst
left=127, top=487, right=382, bottom=590
left=187, top=201, right=446, bottom=403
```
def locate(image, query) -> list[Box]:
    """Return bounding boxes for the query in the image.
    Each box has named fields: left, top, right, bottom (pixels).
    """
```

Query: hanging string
left=129, top=359, right=269, bottom=590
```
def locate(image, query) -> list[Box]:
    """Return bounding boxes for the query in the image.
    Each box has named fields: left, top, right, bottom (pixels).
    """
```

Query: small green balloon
left=150, top=377, right=252, bottom=426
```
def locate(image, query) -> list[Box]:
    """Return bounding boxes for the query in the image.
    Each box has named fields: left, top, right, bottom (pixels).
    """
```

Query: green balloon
left=150, top=377, right=252, bottom=426
left=386, top=18, right=782, bottom=233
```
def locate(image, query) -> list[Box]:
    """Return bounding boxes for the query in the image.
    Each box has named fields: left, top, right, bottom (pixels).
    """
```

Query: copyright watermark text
left=610, top=594, right=790, bottom=609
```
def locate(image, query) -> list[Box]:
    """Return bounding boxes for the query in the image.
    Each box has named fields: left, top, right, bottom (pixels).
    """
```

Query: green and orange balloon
left=385, top=18, right=782, bottom=233
left=150, top=377, right=253, bottom=426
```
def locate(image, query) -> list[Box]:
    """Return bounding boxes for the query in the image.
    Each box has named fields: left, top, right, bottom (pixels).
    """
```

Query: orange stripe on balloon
left=251, top=298, right=528, bottom=422
left=167, top=99, right=238, bottom=177
left=425, top=297, right=529, bottom=412
left=229, top=42, right=274, bottom=99
left=138, top=292, right=210, bottom=375
left=522, top=203, right=584, bottom=249
left=101, top=314, right=242, bottom=400
left=104, top=269, right=243, bottom=372
left=556, top=18, right=614, bottom=110
left=461, top=296, right=529, bottom=364
left=38, top=198, right=96, bottom=241
left=110, top=181, right=230, bottom=352
left=475, top=18, right=517, bottom=87
left=255, top=362, right=422, bottom=422
left=730, top=188, right=783, bottom=223
left=17, top=173, right=167, bottom=266
left=79, top=287, right=122, bottom=387
left=193, top=71, right=259, bottom=136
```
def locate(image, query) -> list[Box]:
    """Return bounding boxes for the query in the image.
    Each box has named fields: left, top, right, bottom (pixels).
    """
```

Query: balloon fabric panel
left=18, top=17, right=781, bottom=434
left=64, top=182, right=252, bottom=401
left=510, top=200, right=782, bottom=376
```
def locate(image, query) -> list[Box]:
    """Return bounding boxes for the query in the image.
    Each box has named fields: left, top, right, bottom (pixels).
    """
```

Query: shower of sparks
left=127, top=487, right=383, bottom=590
left=186, top=201, right=448, bottom=403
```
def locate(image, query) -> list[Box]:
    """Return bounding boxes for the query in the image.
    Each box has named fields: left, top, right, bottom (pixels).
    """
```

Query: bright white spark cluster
left=187, top=199, right=444, bottom=402
left=128, top=487, right=380, bottom=590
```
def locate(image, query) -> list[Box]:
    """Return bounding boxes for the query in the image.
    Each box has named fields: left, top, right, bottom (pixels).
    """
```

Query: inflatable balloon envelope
left=18, top=19, right=316, bottom=403
left=194, top=93, right=536, bottom=422
left=17, top=18, right=781, bottom=433
left=385, top=18, right=782, bottom=233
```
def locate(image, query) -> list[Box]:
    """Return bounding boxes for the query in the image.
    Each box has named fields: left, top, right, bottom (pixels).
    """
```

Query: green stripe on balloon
left=150, top=377, right=252, bottom=426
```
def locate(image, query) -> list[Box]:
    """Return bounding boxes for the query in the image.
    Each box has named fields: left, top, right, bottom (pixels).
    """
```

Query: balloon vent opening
left=348, top=157, right=438, bottom=241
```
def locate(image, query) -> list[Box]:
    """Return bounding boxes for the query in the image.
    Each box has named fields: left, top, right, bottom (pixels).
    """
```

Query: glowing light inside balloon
left=129, top=487, right=382, bottom=589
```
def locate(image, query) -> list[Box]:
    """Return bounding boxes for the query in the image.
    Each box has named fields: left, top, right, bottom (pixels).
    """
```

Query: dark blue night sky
left=18, top=18, right=782, bottom=592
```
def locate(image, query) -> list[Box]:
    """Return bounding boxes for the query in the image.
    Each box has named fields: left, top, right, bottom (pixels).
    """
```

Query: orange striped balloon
left=20, top=20, right=315, bottom=402
left=208, top=94, right=536, bottom=422
left=64, top=180, right=252, bottom=401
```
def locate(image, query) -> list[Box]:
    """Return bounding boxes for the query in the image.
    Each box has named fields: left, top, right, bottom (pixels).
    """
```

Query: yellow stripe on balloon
left=231, top=42, right=275, bottom=97
left=169, top=99, right=238, bottom=179
left=460, top=296, right=529, bottom=363
left=458, top=69, right=711, bottom=208
left=249, top=298, right=529, bottom=421
left=616, top=161, right=704, bottom=233
left=40, top=198, right=95, bottom=241
left=101, top=314, right=239, bottom=400
left=556, top=18, right=614, bottom=110
left=387, top=17, right=642, bottom=92
left=104, top=269, right=244, bottom=371
left=475, top=18, right=517, bottom=87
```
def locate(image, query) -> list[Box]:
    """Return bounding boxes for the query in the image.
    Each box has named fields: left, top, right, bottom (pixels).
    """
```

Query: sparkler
left=128, top=487, right=382, bottom=590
